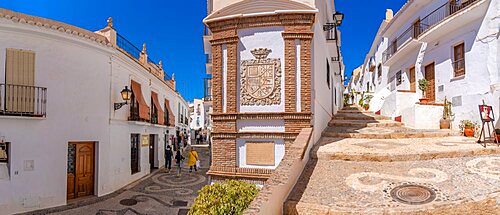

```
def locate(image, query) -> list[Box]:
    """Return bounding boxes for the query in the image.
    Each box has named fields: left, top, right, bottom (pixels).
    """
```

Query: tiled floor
left=26, top=147, right=210, bottom=215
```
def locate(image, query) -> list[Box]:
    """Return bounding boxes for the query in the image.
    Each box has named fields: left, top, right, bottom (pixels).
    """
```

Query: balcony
left=418, top=0, right=486, bottom=43
left=203, top=26, right=212, bottom=55
left=0, top=84, right=47, bottom=117
left=206, top=55, right=213, bottom=75
left=453, top=58, right=466, bottom=77
left=204, top=77, right=213, bottom=103
left=382, top=25, right=422, bottom=66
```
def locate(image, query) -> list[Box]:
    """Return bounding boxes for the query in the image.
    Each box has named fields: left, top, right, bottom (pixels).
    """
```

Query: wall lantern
left=114, top=86, right=132, bottom=110
left=333, top=12, right=344, bottom=26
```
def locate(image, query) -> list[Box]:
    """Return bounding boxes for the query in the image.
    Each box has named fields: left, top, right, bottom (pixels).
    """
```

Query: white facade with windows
left=0, top=8, right=189, bottom=214
left=349, top=0, right=499, bottom=130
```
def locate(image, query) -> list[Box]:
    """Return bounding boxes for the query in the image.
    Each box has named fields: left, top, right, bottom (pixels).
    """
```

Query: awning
left=151, top=91, right=164, bottom=125
left=165, top=99, right=175, bottom=126
left=130, top=80, right=150, bottom=121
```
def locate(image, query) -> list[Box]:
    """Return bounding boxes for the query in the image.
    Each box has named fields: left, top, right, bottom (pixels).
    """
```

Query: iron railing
left=117, top=33, right=172, bottom=80
left=420, top=0, right=478, bottom=33
left=204, top=77, right=213, bottom=101
left=117, top=33, right=142, bottom=60
left=453, top=58, right=466, bottom=77
left=382, top=24, right=421, bottom=62
left=383, top=0, right=478, bottom=63
left=323, top=23, right=337, bottom=40
left=0, top=84, right=47, bottom=117
left=129, top=105, right=140, bottom=121
left=206, top=55, right=212, bottom=64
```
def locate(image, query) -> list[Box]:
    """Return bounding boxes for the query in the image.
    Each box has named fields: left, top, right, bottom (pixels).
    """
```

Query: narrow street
left=29, top=147, right=209, bottom=215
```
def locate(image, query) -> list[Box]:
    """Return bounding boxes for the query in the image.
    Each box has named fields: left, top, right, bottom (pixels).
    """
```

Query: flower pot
left=364, top=106, right=369, bottom=111
left=439, top=118, right=451, bottom=129
left=419, top=98, right=430, bottom=103
left=496, top=134, right=500, bottom=141
left=464, top=127, right=474, bottom=137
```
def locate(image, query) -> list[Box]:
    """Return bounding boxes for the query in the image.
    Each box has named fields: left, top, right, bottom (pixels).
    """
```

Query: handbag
left=196, top=160, right=201, bottom=168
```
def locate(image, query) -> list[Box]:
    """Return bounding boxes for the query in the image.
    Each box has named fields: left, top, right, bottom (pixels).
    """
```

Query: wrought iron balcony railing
left=0, top=84, right=47, bottom=117
left=453, top=58, right=466, bottom=77
left=204, top=77, right=213, bottom=101
left=382, top=0, right=479, bottom=63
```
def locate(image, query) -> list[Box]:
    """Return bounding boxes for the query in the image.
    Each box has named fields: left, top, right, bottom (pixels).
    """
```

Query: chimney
left=139, top=43, right=148, bottom=65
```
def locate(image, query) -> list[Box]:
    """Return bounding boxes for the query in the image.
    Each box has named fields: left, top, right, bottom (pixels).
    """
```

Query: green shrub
left=189, top=180, right=259, bottom=215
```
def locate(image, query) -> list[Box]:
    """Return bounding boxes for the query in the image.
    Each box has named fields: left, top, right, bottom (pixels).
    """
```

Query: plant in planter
left=495, top=128, right=500, bottom=142
left=459, top=120, right=477, bottom=137
left=418, top=79, right=429, bottom=103
left=439, top=97, right=453, bottom=129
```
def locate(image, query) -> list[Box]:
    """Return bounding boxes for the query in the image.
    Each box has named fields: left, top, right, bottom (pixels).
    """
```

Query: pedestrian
left=196, top=133, right=200, bottom=144
left=188, top=147, right=199, bottom=173
left=165, top=145, right=173, bottom=173
left=175, top=150, right=184, bottom=177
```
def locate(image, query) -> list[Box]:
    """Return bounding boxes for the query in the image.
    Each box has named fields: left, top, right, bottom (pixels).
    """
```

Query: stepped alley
left=285, top=107, right=500, bottom=214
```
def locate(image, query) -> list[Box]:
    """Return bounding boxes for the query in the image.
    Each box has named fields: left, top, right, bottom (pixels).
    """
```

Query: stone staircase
left=322, top=107, right=459, bottom=139
left=283, top=106, right=490, bottom=215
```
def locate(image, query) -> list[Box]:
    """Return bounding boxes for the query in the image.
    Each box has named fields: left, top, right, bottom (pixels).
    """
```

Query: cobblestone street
left=26, top=146, right=209, bottom=215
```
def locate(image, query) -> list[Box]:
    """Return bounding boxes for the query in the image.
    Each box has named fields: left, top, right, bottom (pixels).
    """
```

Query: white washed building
left=349, top=0, right=499, bottom=130
left=0, top=8, right=188, bottom=214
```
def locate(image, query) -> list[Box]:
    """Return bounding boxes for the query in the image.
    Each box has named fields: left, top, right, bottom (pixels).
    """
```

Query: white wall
left=0, top=19, right=112, bottom=214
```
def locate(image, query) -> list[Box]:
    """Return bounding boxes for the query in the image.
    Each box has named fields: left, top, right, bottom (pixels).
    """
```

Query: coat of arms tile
left=240, top=48, right=282, bottom=106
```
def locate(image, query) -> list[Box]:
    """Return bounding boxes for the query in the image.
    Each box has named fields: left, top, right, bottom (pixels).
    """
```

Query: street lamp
left=333, top=12, right=344, bottom=26
left=114, top=86, right=132, bottom=110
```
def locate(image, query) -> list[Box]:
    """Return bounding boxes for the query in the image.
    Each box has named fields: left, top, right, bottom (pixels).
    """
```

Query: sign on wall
left=141, top=135, right=149, bottom=147
left=246, top=142, right=275, bottom=166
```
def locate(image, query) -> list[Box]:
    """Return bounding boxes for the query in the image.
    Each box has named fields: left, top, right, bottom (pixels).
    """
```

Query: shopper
left=188, top=147, right=199, bottom=173
left=165, top=145, right=173, bottom=172
left=175, top=150, right=184, bottom=177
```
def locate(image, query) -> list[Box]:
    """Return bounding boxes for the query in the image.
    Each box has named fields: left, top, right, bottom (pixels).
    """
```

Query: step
left=322, top=127, right=459, bottom=139
left=336, top=109, right=369, bottom=114
left=328, top=119, right=403, bottom=127
left=312, top=137, right=499, bottom=161
left=332, top=114, right=391, bottom=121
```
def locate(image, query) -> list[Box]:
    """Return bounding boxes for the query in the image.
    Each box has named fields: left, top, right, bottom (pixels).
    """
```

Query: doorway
left=67, top=142, right=95, bottom=200
left=424, top=63, right=436, bottom=102
left=149, top=134, right=157, bottom=170
left=409, top=67, right=416, bottom=92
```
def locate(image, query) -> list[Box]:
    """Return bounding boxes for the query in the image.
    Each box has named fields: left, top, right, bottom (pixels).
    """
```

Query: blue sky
left=0, top=0, right=407, bottom=101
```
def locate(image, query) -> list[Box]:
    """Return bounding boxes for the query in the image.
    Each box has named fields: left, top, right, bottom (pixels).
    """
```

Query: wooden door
left=75, top=142, right=94, bottom=198
left=131, top=134, right=140, bottom=174
left=453, top=43, right=465, bottom=76
left=409, top=67, right=416, bottom=92
left=424, top=63, right=436, bottom=102
left=413, top=19, right=421, bottom=38
left=149, top=134, right=156, bottom=170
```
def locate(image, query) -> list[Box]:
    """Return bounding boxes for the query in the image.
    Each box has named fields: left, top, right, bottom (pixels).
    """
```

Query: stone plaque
left=246, top=142, right=275, bottom=166
left=240, top=48, right=281, bottom=105
left=141, top=135, right=149, bottom=147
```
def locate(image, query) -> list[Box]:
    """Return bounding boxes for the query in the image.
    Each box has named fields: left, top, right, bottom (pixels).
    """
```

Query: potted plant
left=418, top=79, right=429, bottom=103
left=439, top=97, right=453, bottom=129
left=363, top=103, right=370, bottom=110
left=459, top=120, right=476, bottom=137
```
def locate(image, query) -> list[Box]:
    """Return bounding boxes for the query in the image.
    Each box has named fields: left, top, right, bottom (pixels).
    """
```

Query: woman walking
left=175, top=150, right=184, bottom=177
left=188, top=147, right=199, bottom=173
left=165, top=145, right=173, bottom=173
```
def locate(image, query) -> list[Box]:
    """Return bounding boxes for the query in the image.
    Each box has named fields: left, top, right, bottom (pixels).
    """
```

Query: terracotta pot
left=419, top=98, right=430, bottom=103
left=496, top=134, right=500, bottom=141
left=439, top=118, right=451, bottom=129
left=464, top=128, right=474, bottom=137
left=364, top=106, right=369, bottom=110
left=395, top=116, right=402, bottom=122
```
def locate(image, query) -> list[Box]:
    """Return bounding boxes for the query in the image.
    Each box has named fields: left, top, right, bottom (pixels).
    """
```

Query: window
left=129, top=92, right=139, bottom=121
left=164, top=103, right=169, bottom=126
left=326, top=59, right=331, bottom=88
left=150, top=97, right=158, bottom=124
left=197, top=117, right=200, bottom=126
left=0, top=142, right=10, bottom=179
left=453, top=42, right=465, bottom=77
left=131, top=134, right=140, bottom=174
left=396, top=71, right=402, bottom=86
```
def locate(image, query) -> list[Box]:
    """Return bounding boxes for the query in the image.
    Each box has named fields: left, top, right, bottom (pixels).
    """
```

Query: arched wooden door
left=67, top=142, right=95, bottom=199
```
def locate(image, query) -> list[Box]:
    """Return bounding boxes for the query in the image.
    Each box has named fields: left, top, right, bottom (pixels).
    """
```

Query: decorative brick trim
left=211, top=112, right=312, bottom=121
left=227, top=42, right=238, bottom=112
left=206, top=13, right=315, bottom=33
left=416, top=102, right=445, bottom=106
left=208, top=166, right=273, bottom=180
left=212, top=132, right=300, bottom=140
left=284, top=38, right=297, bottom=112
left=212, top=45, right=223, bottom=113
left=282, top=32, right=314, bottom=39
left=210, top=36, right=239, bottom=45
left=300, top=39, right=312, bottom=112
